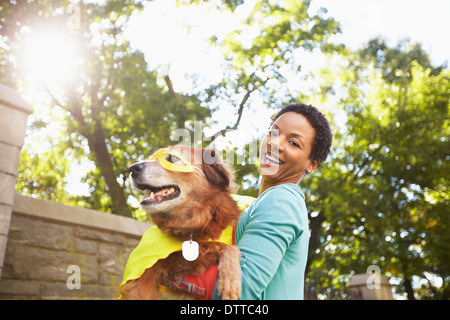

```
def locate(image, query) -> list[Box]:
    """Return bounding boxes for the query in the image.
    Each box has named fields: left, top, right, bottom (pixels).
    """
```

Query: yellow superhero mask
left=149, top=150, right=196, bottom=173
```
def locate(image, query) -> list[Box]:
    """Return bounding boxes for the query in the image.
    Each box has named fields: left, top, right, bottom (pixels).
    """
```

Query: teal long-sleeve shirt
left=214, top=183, right=310, bottom=300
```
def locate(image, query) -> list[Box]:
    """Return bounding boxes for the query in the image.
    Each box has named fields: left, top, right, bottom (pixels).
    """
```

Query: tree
left=205, top=0, right=342, bottom=125
left=305, top=39, right=449, bottom=299
left=2, top=0, right=210, bottom=217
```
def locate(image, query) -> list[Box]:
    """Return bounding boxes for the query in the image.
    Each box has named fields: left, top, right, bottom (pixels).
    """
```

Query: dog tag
left=182, top=240, right=199, bottom=261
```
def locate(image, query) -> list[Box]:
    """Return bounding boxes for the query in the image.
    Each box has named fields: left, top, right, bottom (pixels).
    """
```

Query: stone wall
left=0, top=84, right=151, bottom=299
left=0, top=194, right=150, bottom=299
left=0, top=83, right=33, bottom=280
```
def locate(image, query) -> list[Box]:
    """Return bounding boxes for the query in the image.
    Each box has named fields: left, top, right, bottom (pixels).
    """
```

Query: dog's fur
left=119, top=145, right=241, bottom=300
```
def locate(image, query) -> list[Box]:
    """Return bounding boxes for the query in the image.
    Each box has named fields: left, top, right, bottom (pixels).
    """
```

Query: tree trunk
left=304, top=211, right=325, bottom=300
left=86, top=120, right=130, bottom=217
left=402, top=263, right=416, bottom=300
left=305, top=211, right=325, bottom=275
left=403, top=275, right=416, bottom=300
left=51, top=76, right=131, bottom=216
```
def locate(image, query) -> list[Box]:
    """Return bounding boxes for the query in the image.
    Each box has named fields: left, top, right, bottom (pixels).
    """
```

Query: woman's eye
left=268, top=129, right=278, bottom=136
left=289, top=141, right=301, bottom=148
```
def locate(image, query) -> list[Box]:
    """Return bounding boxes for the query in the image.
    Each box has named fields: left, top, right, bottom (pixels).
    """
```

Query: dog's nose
left=129, top=163, right=145, bottom=177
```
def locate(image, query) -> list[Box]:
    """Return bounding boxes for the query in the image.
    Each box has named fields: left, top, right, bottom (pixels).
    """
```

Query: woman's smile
left=262, top=152, right=284, bottom=166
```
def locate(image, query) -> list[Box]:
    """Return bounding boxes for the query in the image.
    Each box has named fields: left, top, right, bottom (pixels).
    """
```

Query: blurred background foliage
left=1, top=0, right=448, bottom=299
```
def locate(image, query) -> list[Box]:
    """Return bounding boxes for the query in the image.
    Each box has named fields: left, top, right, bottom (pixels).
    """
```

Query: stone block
left=74, top=238, right=97, bottom=255
left=0, top=84, right=33, bottom=114
left=98, top=244, right=124, bottom=276
left=12, top=194, right=151, bottom=238
left=0, top=203, right=12, bottom=236
left=98, top=272, right=121, bottom=288
left=2, top=246, right=98, bottom=284
left=125, top=237, right=140, bottom=248
left=0, top=172, right=16, bottom=207
left=0, top=279, right=39, bottom=297
left=7, top=215, right=73, bottom=251
left=40, top=282, right=116, bottom=300
left=0, top=235, right=8, bottom=269
left=73, top=226, right=127, bottom=245
left=0, top=103, right=29, bottom=148
left=0, top=143, right=20, bottom=176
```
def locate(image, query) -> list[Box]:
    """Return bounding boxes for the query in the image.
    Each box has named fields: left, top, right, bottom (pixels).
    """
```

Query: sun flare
left=20, top=29, right=82, bottom=87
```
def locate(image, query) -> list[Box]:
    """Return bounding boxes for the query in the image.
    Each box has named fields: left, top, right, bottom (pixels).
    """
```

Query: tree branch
left=350, top=145, right=382, bottom=182
left=206, top=75, right=269, bottom=143
left=164, top=75, right=177, bottom=97
left=207, top=89, right=251, bottom=143
left=47, top=89, right=86, bottom=127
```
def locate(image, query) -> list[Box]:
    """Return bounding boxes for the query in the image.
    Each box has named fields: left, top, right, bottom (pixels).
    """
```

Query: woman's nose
left=268, top=136, right=284, bottom=152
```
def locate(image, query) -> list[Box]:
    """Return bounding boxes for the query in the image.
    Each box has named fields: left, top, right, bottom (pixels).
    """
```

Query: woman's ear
left=201, top=148, right=230, bottom=190
left=306, top=160, right=320, bottom=174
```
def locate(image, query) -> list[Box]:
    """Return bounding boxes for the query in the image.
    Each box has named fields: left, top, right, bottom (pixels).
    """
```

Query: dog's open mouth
left=138, top=184, right=181, bottom=205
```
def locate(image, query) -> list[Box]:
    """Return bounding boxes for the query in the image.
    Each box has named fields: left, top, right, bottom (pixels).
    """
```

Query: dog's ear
left=201, top=148, right=230, bottom=190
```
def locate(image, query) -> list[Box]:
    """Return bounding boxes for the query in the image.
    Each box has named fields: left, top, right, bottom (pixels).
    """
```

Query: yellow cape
left=118, top=194, right=255, bottom=298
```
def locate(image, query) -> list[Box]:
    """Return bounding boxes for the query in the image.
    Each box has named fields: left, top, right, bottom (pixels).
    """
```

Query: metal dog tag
left=182, top=240, right=199, bottom=261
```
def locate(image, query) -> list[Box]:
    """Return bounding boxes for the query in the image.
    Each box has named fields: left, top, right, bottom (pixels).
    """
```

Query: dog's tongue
left=143, top=187, right=175, bottom=203
left=153, top=189, right=167, bottom=203
left=142, top=190, right=162, bottom=203
left=154, top=188, right=168, bottom=197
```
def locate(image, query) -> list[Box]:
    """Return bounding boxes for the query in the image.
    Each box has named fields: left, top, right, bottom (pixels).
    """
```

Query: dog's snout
left=129, top=163, right=145, bottom=177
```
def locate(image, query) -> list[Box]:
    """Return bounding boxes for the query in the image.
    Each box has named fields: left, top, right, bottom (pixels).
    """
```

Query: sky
left=125, top=0, right=450, bottom=138
left=126, top=0, right=450, bottom=87
left=310, top=0, right=450, bottom=66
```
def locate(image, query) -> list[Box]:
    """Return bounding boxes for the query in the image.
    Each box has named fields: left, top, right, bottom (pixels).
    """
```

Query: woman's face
left=259, top=112, right=319, bottom=184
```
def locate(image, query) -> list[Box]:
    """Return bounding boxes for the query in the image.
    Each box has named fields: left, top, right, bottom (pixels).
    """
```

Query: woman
left=185, top=103, right=332, bottom=299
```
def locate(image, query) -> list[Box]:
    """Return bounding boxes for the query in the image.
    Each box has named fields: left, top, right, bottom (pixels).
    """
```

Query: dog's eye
left=166, top=154, right=182, bottom=164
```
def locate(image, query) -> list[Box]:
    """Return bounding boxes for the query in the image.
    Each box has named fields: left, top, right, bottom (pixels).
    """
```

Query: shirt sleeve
left=236, top=187, right=304, bottom=299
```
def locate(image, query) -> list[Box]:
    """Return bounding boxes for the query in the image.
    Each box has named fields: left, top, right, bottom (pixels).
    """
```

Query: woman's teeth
left=265, top=153, right=282, bottom=165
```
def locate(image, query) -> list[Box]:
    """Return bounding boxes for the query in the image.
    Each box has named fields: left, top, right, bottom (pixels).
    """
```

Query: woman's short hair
left=271, top=103, right=332, bottom=166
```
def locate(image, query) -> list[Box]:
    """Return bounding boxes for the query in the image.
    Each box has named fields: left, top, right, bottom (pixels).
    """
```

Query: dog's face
left=129, top=145, right=231, bottom=217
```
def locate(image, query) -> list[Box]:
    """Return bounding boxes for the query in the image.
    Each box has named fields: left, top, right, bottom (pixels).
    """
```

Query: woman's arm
left=180, top=187, right=304, bottom=300
left=234, top=187, right=303, bottom=299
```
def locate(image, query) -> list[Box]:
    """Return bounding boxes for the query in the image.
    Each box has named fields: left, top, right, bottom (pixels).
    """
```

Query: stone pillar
left=0, top=84, right=33, bottom=280
left=349, top=273, right=394, bottom=300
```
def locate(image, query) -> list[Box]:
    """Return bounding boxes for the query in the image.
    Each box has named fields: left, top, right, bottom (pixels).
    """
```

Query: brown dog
left=119, top=145, right=241, bottom=300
